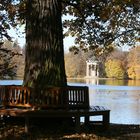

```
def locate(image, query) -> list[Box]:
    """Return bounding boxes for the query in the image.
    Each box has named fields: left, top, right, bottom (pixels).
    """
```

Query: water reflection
left=89, top=89, right=140, bottom=124
left=68, top=78, right=140, bottom=86
left=86, top=78, right=99, bottom=85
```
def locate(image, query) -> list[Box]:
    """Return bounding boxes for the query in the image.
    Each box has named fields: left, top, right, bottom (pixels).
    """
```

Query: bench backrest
left=33, top=86, right=89, bottom=109
left=0, top=85, right=89, bottom=109
left=0, top=85, right=32, bottom=108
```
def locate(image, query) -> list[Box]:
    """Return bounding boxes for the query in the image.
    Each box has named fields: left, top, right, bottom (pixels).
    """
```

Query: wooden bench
left=0, top=85, right=32, bottom=108
left=0, top=85, right=110, bottom=132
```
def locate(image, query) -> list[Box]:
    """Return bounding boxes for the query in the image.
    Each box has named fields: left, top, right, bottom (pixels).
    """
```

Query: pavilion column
left=96, top=64, right=99, bottom=77
left=96, top=66, right=99, bottom=77
left=95, top=64, right=97, bottom=77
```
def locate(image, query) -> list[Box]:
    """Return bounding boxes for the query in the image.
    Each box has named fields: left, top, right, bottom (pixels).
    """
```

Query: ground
left=0, top=117, right=140, bottom=140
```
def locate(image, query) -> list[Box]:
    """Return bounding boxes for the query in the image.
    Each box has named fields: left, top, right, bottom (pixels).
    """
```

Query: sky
left=8, top=26, right=25, bottom=47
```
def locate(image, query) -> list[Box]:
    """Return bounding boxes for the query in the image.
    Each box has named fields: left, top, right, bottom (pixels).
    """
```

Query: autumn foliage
left=127, top=46, right=140, bottom=79
left=65, top=46, right=140, bottom=80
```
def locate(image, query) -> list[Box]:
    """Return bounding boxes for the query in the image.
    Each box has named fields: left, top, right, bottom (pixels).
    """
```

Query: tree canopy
left=63, top=0, right=140, bottom=53
left=0, top=0, right=140, bottom=50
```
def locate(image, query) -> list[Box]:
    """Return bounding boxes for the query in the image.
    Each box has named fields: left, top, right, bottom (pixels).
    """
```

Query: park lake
left=1, top=79, right=140, bottom=125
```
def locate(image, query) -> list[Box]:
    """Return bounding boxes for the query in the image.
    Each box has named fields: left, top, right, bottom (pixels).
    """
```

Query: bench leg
left=75, top=117, right=80, bottom=132
left=103, top=112, right=110, bottom=129
left=85, top=115, right=90, bottom=125
left=25, top=117, right=29, bottom=133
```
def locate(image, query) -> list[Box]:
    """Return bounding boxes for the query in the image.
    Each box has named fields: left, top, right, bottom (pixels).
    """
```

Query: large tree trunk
left=24, top=0, right=67, bottom=89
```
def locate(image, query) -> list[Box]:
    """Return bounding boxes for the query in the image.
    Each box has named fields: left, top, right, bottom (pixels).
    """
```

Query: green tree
left=105, top=59, right=125, bottom=79
left=0, top=0, right=140, bottom=88
left=106, top=48, right=128, bottom=75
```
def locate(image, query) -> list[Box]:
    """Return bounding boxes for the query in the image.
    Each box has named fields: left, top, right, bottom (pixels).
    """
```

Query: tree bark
left=24, top=0, right=67, bottom=89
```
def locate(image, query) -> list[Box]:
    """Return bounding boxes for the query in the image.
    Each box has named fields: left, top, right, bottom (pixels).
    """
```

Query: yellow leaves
left=114, top=5, right=121, bottom=13
left=127, top=65, right=140, bottom=79
left=127, top=66, right=135, bottom=79
left=105, top=59, right=125, bottom=79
